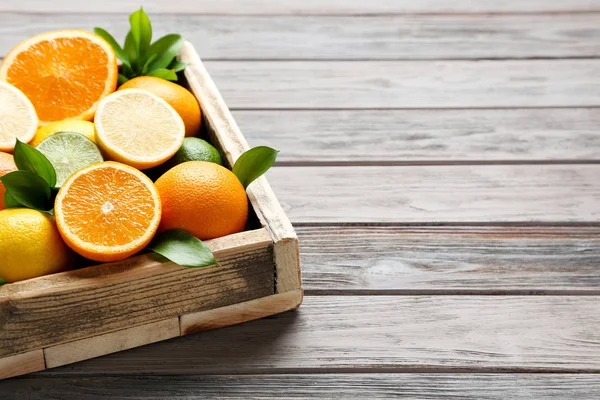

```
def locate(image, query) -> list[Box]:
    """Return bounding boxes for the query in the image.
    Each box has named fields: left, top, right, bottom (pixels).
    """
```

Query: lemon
left=37, top=132, right=104, bottom=186
left=94, top=89, right=185, bottom=170
left=0, top=82, right=38, bottom=152
left=0, top=209, right=74, bottom=283
left=31, top=120, right=97, bottom=147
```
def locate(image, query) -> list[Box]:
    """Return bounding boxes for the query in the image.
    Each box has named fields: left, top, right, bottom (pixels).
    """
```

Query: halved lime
left=37, top=132, right=104, bottom=187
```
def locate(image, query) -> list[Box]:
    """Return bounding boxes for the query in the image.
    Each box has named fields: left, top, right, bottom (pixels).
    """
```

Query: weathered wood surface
left=297, top=226, right=600, bottom=294
left=2, top=14, right=600, bottom=60
left=40, top=296, right=600, bottom=374
left=2, top=0, right=598, bottom=14
left=0, top=229, right=274, bottom=358
left=3, top=374, right=600, bottom=399
left=206, top=60, right=600, bottom=109
left=269, top=165, right=600, bottom=223
left=238, top=108, right=600, bottom=163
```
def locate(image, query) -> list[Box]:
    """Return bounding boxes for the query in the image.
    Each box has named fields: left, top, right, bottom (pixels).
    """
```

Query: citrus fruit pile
left=0, top=10, right=277, bottom=284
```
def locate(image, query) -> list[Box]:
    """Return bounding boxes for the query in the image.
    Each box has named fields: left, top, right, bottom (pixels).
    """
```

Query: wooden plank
left=297, top=226, right=600, bottom=293
left=44, top=318, right=180, bottom=369
left=1, top=0, right=598, bottom=14
left=237, top=108, right=600, bottom=163
left=181, top=289, right=303, bottom=335
left=268, top=165, right=600, bottom=223
left=2, top=14, right=600, bottom=60
left=2, top=374, right=600, bottom=399
left=181, top=42, right=301, bottom=293
left=205, top=60, right=600, bottom=109
left=45, top=296, right=600, bottom=373
left=0, top=350, right=44, bottom=380
left=0, top=229, right=274, bottom=358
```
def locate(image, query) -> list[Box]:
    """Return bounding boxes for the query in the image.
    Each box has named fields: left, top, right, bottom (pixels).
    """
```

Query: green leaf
left=232, top=146, right=279, bottom=189
left=94, top=27, right=129, bottom=67
left=129, top=7, right=152, bottom=62
left=13, top=140, right=57, bottom=188
left=148, top=34, right=185, bottom=70
left=141, top=53, right=158, bottom=74
left=0, top=171, right=51, bottom=211
left=148, top=230, right=218, bottom=268
left=169, top=60, right=188, bottom=73
left=124, top=31, right=138, bottom=71
left=147, top=68, right=178, bottom=81
left=0, top=277, right=5, bottom=285
left=3, top=191, right=22, bottom=208
left=118, top=74, right=129, bottom=86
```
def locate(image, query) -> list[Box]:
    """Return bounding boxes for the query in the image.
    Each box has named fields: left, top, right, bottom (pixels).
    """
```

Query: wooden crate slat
left=181, top=289, right=303, bottom=335
left=0, top=228, right=275, bottom=358
left=235, top=108, right=600, bottom=163
left=180, top=42, right=302, bottom=294
left=297, top=226, right=600, bottom=293
left=204, top=60, right=600, bottom=109
left=268, top=165, right=600, bottom=223
left=0, top=0, right=597, bottom=14
left=44, top=318, right=180, bottom=369
left=45, top=295, right=600, bottom=374
left=2, top=374, right=600, bottom=398
left=2, top=14, right=600, bottom=60
left=0, top=350, right=45, bottom=380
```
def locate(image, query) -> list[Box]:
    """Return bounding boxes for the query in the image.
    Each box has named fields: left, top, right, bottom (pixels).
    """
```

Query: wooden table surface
left=2, top=1, right=600, bottom=398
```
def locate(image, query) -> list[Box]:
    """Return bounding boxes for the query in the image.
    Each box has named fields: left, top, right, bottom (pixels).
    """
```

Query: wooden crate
left=0, top=42, right=303, bottom=380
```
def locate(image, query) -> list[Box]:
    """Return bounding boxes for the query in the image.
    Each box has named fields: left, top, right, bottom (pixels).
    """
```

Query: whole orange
left=0, top=152, right=17, bottom=210
left=155, top=161, right=248, bottom=240
left=118, top=76, right=201, bottom=137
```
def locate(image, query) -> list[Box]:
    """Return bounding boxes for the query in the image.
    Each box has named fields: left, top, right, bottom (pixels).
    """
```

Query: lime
left=168, top=137, right=222, bottom=166
left=37, top=132, right=104, bottom=186
left=149, top=137, right=223, bottom=180
left=31, top=120, right=97, bottom=147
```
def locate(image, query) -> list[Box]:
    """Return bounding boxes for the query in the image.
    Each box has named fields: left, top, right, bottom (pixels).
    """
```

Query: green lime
left=37, top=132, right=104, bottom=187
left=168, top=137, right=222, bottom=166
left=149, top=138, right=223, bottom=180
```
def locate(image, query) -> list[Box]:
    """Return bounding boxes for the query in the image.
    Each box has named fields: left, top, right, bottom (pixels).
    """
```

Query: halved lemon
left=95, top=89, right=185, bottom=170
left=0, top=81, right=38, bottom=152
left=55, top=161, right=162, bottom=262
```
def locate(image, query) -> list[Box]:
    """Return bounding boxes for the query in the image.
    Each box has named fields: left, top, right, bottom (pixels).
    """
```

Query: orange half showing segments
left=0, top=30, right=118, bottom=125
left=55, top=162, right=161, bottom=262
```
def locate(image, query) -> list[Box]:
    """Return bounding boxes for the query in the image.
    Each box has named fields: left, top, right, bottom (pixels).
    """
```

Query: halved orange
left=0, top=30, right=118, bottom=125
left=54, top=162, right=161, bottom=262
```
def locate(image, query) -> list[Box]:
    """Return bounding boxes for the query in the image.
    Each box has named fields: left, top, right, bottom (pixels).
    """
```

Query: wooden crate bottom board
left=0, top=289, right=302, bottom=379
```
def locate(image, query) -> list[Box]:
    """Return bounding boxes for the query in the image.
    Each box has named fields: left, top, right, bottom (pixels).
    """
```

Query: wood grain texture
left=1, top=0, right=598, bottom=14
left=181, top=43, right=302, bottom=293
left=2, top=14, right=600, bottom=60
left=237, top=108, right=600, bottom=163
left=297, top=226, right=600, bottom=293
left=0, top=350, right=44, bottom=380
left=3, top=374, right=600, bottom=399
left=269, top=165, right=600, bottom=223
left=0, top=229, right=274, bottom=358
left=44, top=296, right=600, bottom=374
left=181, top=289, right=303, bottom=335
left=44, top=318, right=180, bottom=369
left=205, top=60, right=600, bottom=109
